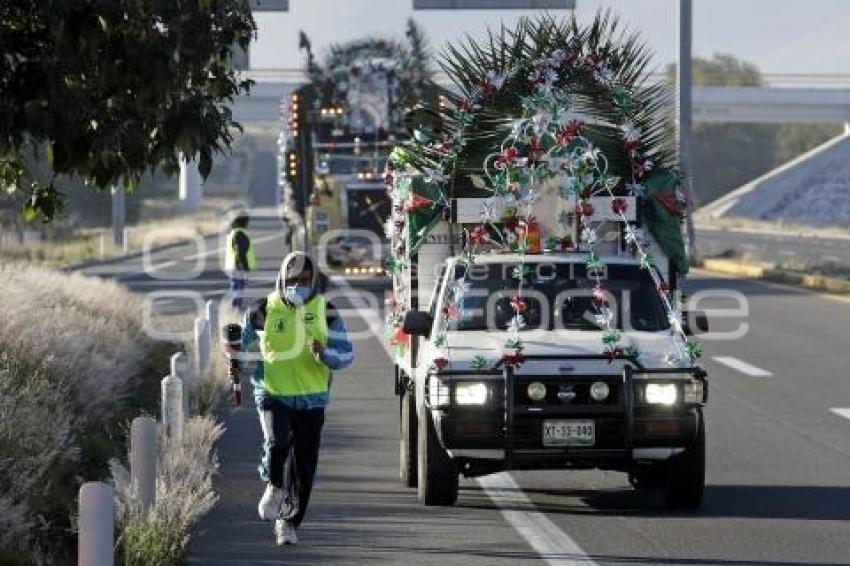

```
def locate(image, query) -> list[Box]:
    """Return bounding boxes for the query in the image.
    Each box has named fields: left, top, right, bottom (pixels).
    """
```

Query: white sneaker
left=274, top=519, right=298, bottom=545
left=258, top=484, right=283, bottom=521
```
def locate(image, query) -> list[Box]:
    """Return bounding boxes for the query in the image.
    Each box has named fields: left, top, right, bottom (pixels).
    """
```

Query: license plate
left=542, top=420, right=595, bottom=447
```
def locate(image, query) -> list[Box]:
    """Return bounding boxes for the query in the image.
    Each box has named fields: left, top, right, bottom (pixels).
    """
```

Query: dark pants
left=228, top=274, right=246, bottom=310
left=258, top=398, right=325, bottom=528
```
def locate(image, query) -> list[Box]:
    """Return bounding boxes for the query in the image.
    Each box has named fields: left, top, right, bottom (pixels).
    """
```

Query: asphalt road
left=75, top=211, right=850, bottom=565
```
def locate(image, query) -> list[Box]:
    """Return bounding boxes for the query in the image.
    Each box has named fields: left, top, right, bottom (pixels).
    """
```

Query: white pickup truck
left=391, top=196, right=709, bottom=509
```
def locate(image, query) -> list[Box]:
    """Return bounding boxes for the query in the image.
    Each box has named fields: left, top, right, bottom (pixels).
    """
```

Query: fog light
left=527, top=381, right=547, bottom=402
left=645, top=383, right=678, bottom=406
left=590, top=381, right=610, bottom=401
left=683, top=380, right=704, bottom=404
left=455, top=382, right=488, bottom=405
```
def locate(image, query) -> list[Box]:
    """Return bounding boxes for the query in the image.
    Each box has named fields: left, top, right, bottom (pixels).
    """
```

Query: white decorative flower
left=507, top=315, right=526, bottom=332
left=622, top=123, right=642, bottom=142
left=582, top=227, right=597, bottom=245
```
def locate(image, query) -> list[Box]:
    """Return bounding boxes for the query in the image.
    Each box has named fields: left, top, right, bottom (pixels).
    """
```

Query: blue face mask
left=284, top=284, right=311, bottom=306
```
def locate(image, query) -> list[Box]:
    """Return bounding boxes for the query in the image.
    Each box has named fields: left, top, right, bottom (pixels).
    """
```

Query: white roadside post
left=78, top=482, right=114, bottom=566
left=170, top=352, right=191, bottom=417
left=179, top=155, right=202, bottom=212
left=205, top=299, right=219, bottom=356
left=130, top=416, right=157, bottom=514
left=111, top=185, right=126, bottom=250
left=194, top=317, right=210, bottom=375
left=161, top=371, right=183, bottom=446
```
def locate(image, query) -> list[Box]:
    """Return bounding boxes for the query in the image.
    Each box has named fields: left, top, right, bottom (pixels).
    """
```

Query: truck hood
left=440, top=329, right=685, bottom=373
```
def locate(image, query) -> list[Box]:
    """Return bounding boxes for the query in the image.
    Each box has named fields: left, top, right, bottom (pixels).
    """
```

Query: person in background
left=238, top=251, right=353, bottom=546
left=224, top=212, right=255, bottom=311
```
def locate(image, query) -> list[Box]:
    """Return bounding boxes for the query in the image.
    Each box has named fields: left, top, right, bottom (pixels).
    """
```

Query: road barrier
left=205, top=299, right=219, bottom=357
left=78, top=482, right=114, bottom=566
left=161, top=371, right=184, bottom=445
left=194, top=317, right=210, bottom=375
left=130, top=416, right=157, bottom=514
left=171, top=351, right=191, bottom=415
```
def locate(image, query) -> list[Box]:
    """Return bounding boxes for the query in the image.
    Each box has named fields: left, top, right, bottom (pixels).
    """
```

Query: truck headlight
left=645, top=383, right=678, bottom=406
left=590, top=381, right=610, bottom=401
left=455, top=382, right=488, bottom=405
left=527, top=382, right=547, bottom=402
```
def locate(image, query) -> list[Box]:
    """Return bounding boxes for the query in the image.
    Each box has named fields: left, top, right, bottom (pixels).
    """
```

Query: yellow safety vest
left=260, top=291, right=330, bottom=397
left=224, top=227, right=256, bottom=271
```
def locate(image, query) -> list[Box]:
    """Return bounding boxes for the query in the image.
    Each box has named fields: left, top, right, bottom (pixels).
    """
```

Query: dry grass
left=112, top=416, right=224, bottom=566
left=0, top=263, right=233, bottom=564
left=0, top=263, right=168, bottom=564
left=0, top=197, right=241, bottom=268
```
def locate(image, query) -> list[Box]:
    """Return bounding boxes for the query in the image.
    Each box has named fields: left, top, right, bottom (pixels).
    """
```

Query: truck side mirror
left=402, top=310, right=434, bottom=338
left=682, top=311, right=709, bottom=336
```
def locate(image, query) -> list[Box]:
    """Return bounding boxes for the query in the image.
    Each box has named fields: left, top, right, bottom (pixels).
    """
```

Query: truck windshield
left=451, top=262, right=671, bottom=332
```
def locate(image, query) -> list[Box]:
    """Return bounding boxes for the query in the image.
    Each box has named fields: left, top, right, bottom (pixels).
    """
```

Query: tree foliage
left=0, top=0, right=256, bottom=221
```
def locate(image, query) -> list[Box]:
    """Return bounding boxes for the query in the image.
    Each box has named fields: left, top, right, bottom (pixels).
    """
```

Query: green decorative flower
left=433, top=334, right=447, bottom=348
left=602, top=330, right=622, bottom=347
left=686, top=340, right=703, bottom=362
left=471, top=355, right=490, bottom=370
left=511, top=264, right=532, bottom=279
left=622, top=346, right=641, bottom=362
left=639, top=253, right=655, bottom=271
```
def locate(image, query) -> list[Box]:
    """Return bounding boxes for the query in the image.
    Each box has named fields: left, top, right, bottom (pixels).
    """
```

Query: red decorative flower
left=458, top=99, right=473, bottom=112
left=510, top=294, right=528, bottom=313
left=611, top=197, right=628, bottom=216
left=479, top=79, right=497, bottom=98
left=556, top=119, right=585, bottom=146
left=557, top=236, right=574, bottom=251
left=604, top=347, right=623, bottom=364
left=391, top=328, right=410, bottom=347
left=469, top=225, right=489, bottom=246
left=501, top=353, right=525, bottom=369
left=503, top=214, right=520, bottom=233
left=657, top=281, right=670, bottom=293
left=624, top=139, right=641, bottom=155
left=592, top=285, right=610, bottom=306
left=528, top=137, right=544, bottom=163
left=496, top=147, right=518, bottom=168
left=575, top=202, right=595, bottom=218
left=632, top=158, right=653, bottom=179
left=394, top=219, right=405, bottom=230
left=433, top=357, right=450, bottom=371
left=404, top=193, right=433, bottom=214
left=384, top=172, right=394, bottom=186
left=442, top=304, right=459, bottom=320
left=585, top=53, right=605, bottom=70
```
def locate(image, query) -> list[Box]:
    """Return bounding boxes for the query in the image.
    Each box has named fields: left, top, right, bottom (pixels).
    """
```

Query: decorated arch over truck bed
left=385, top=13, right=700, bottom=369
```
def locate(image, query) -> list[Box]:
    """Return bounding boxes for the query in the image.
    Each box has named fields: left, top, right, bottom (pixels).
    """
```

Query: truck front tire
left=399, top=389, right=417, bottom=487
left=417, top=409, right=458, bottom=506
left=663, top=412, right=706, bottom=509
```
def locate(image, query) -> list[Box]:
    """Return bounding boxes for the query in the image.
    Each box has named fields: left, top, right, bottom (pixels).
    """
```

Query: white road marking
left=712, top=356, right=772, bottom=377
left=830, top=408, right=850, bottom=421
left=478, top=473, right=596, bottom=565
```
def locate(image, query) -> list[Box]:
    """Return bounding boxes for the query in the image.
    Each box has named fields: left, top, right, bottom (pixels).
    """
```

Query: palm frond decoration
left=390, top=11, right=688, bottom=272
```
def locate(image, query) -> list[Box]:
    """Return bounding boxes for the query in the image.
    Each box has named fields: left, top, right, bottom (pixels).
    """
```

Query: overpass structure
left=233, top=69, right=850, bottom=128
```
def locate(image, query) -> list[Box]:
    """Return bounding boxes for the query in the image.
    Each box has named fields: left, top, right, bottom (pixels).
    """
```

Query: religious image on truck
left=279, top=22, right=439, bottom=275
left=384, top=13, right=710, bottom=509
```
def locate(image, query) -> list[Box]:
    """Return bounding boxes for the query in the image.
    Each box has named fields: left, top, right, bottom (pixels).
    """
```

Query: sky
left=250, top=0, right=850, bottom=77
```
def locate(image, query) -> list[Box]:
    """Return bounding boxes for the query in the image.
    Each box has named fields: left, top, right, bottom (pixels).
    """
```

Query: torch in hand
left=222, top=323, right=243, bottom=407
